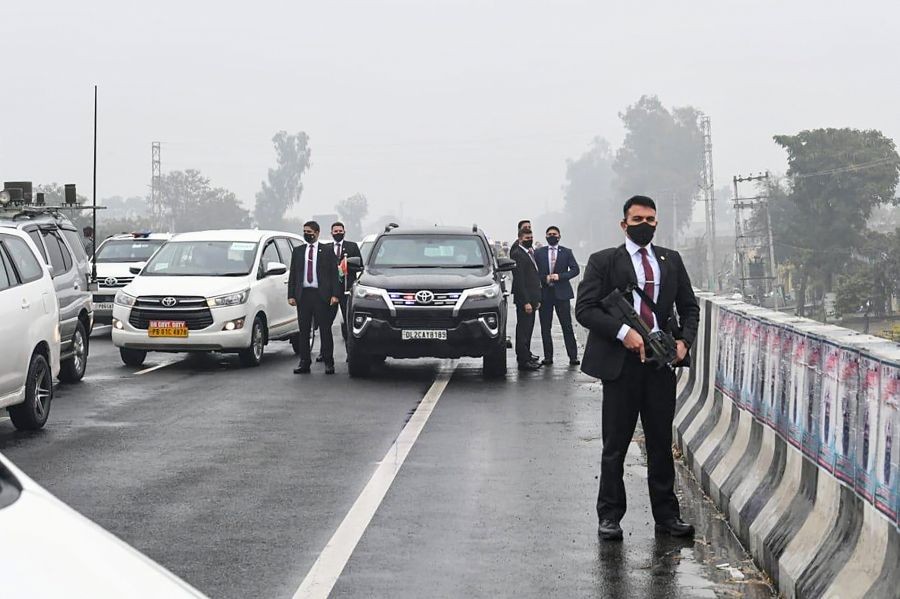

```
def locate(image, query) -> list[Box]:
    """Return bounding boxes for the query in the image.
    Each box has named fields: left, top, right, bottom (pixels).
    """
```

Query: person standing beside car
left=328, top=221, right=362, bottom=342
left=535, top=226, right=580, bottom=366
left=288, top=221, right=341, bottom=375
left=510, top=227, right=542, bottom=371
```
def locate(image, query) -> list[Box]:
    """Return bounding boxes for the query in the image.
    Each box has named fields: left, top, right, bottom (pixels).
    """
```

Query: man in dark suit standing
left=328, top=221, right=362, bottom=342
left=575, top=195, right=700, bottom=541
left=288, top=221, right=341, bottom=375
left=535, top=225, right=581, bottom=366
left=510, top=227, right=542, bottom=371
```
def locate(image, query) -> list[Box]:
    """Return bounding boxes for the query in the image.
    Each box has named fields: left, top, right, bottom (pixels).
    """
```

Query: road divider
left=675, top=294, right=900, bottom=599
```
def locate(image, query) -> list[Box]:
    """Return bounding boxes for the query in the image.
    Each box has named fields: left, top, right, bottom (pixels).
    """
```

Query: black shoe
left=315, top=355, right=324, bottom=363
left=541, top=358, right=554, bottom=366
left=324, top=364, right=335, bottom=375
left=530, top=353, right=540, bottom=362
left=654, top=518, right=695, bottom=537
left=293, top=364, right=311, bottom=374
left=518, top=361, right=541, bottom=372
left=598, top=519, right=623, bottom=541
left=569, top=359, right=581, bottom=366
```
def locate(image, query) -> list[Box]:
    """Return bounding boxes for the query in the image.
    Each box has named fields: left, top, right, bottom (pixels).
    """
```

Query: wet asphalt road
left=0, top=326, right=775, bottom=598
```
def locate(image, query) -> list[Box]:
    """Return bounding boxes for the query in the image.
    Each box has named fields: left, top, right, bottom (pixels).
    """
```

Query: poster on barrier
left=775, top=328, right=795, bottom=438
left=761, top=324, right=783, bottom=427
left=855, top=357, right=880, bottom=503
left=787, top=332, right=807, bottom=449
left=875, top=362, right=898, bottom=522
left=733, top=315, right=746, bottom=403
left=818, top=342, right=841, bottom=473
left=752, top=321, right=768, bottom=417
left=739, top=318, right=757, bottom=411
left=833, top=347, right=860, bottom=485
left=802, top=335, right=823, bottom=460
left=715, top=310, right=728, bottom=392
left=716, top=309, right=735, bottom=398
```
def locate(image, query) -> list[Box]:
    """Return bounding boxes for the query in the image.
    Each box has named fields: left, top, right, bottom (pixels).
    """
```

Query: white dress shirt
left=616, top=236, right=660, bottom=341
left=302, top=241, right=319, bottom=288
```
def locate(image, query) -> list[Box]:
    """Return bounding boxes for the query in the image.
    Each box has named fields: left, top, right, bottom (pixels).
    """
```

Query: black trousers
left=538, top=296, right=579, bottom=361
left=330, top=293, right=349, bottom=341
left=515, top=304, right=536, bottom=364
left=298, top=291, right=334, bottom=366
left=598, top=354, right=680, bottom=523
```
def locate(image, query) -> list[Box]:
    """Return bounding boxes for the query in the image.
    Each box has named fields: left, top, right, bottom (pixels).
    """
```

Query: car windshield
left=370, top=235, right=487, bottom=268
left=94, top=239, right=166, bottom=263
left=143, top=240, right=258, bottom=276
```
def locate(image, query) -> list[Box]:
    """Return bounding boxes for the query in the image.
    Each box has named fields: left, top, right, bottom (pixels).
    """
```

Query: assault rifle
left=601, top=283, right=679, bottom=370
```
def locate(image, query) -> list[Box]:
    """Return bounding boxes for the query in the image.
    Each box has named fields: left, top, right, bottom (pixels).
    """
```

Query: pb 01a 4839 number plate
left=402, top=329, right=447, bottom=341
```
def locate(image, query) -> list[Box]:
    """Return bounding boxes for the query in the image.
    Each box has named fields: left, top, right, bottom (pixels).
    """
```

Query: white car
left=0, top=228, right=60, bottom=430
left=112, top=230, right=303, bottom=367
left=0, top=452, right=207, bottom=598
left=91, top=232, right=171, bottom=327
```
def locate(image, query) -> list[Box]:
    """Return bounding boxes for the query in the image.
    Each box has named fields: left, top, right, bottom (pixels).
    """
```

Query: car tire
left=9, top=352, right=53, bottom=430
left=483, top=342, right=508, bottom=379
left=290, top=333, right=303, bottom=356
left=120, top=348, right=147, bottom=367
left=347, top=338, right=371, bottom=378
left=59, top=320, right=88, bottom=383
left=239, top=316, right=266, bottom=367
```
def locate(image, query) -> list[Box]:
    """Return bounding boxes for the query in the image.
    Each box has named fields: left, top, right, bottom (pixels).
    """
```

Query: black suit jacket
left=287, top=243, right=342, bottom=303
left=328, top=240, right=363, bottom=292
left=575, top=243, right=700, bottom=381
left=510, top=244, right=542, bottom=307
left=535, top=245, right=580, bottom=301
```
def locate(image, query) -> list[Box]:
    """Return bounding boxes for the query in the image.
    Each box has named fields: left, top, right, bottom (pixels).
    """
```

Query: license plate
left=148, top=320, right=189, bottom=338
left=402, top=329, right=447, bottom=340
left=94, top=302, right=114, bottom=312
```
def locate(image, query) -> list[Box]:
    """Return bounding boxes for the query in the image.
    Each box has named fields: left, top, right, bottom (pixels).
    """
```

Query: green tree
left=335, top=193, right=369, bottom=237
left=161, top=169, right=250, bottom=233
left=613, top=95, right=704, bottom=246
left=254, top=131, right=311, bottom=229
left=562, top=137, right=617, bottom=250
left=771, top=128, right=899, bottom=314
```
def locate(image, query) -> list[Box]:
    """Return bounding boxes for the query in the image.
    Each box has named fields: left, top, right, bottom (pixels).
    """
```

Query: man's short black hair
left=517, top=219, right=531, bottom=230
left=303, top=220, right=320, bottom=232
left=546, top=225, right=560, bottom=235
left=518, top=227, right=532, bottom=239
left=623, top=195, right=656, bottom=217
left=331, top=221, right=345, bottom=230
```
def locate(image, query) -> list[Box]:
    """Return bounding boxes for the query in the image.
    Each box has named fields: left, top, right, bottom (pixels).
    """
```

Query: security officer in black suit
left=575, top=195, right=700, bottom=541
left=327, top=221, right=362, bottom=342
left=288, top=221, right=341, bottom=374
left=510, top=227, right=543, bottom=371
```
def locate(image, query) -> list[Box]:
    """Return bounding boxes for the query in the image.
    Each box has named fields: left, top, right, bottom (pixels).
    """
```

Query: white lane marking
left=133, top=361, right=178, bottom=376
left=293, top=362, right=457, bottom=599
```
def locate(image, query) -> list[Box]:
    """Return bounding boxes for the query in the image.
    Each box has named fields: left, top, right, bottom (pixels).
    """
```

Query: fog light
left=113, top=319, right=124, bottom=330
left=223, top=317, right=245, bottom=331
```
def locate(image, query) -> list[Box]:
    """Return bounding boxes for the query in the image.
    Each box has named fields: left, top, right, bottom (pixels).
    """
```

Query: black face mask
left=303, top=233, right=317, bottom=244
left=546, top=236, right=560, bottom=246
left=521, top=239, right=534, bottom=249
left=626, top=222, right=656, bottom=246
left=332, top=233, right=345, bottom=243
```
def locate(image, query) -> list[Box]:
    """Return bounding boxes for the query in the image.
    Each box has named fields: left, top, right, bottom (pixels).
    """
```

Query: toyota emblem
left=104, top=277, right=118, bottom=287
left=161, top=296, right=178, bottom=307
left=415, top=290, right=434, bottom=305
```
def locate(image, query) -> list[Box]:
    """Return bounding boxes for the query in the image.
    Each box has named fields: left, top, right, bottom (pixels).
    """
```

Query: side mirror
left=497, top=257, right=517, bottom=272
left=346, top=256, right=363, bottom=271
left=265, top=261, right=288, bottom=276
left=129, top=262, right=146, bottom=275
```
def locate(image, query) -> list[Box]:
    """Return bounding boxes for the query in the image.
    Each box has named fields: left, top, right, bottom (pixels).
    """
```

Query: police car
left=92, top=232, right=171, bottom=326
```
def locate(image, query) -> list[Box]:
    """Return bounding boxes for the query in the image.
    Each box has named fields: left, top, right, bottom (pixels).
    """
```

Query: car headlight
left=354, top=285, right=386, bottom=300
left=114, top=291, right=136, bottom=307
left=207, top=289, right=250, bottom=307
left=0, top=190, right=10, bottom=206
left=466, top=283, right=501, bottom=300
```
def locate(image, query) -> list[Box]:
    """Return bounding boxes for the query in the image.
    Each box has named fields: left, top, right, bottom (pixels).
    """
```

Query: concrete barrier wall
left=675, top=294, right=900, bottom=599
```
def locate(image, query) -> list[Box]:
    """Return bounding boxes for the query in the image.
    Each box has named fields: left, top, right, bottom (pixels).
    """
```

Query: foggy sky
left=3, top=0, right=897, bottom=238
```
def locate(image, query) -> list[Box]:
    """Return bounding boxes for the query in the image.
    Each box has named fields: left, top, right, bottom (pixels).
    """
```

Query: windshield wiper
left=457, top=264, right=488, bottom=268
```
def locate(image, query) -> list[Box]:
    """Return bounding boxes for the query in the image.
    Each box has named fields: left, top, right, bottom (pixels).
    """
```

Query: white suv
left=91, top=232, right=171, bottom=327
left=0, top=228, right=60, bottom=430
left=112, top=230, right=303, bottom=367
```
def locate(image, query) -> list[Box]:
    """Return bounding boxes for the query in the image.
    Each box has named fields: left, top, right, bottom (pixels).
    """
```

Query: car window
left=143, top=241, right=258, bottom=276
left=94, top=239, right=166, bottom=262
left=288, top=237, right=304, bottom=250
left=26, top=229, right=47, bottom=262
left=0, top=243, right=14, bottom=290
left=4, top=236, right=44, bottom=283
left=60, top=228, right=89, bottom=263
left=259, top=241, right=281, bottom=277
left=41, top=230, right=71, bottom=275
left=275, top=238, right=293, bottom=266
left=371, top=235, right=487, bottom=268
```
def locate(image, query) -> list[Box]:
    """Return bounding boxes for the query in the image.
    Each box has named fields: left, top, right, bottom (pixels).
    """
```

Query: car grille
left=390, top=308, right=457, bottom=330
left=387, top=289, right=462, bottom=307
left=93, top=294, right=116, bottom=303
left=129, top=296, right=214, bottom=330
left=98, top=276, right=134, bottom=289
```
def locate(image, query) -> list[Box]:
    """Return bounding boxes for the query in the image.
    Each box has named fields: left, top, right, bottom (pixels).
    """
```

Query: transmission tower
left=151, top=141, right=162, bottom=229
left=732, top=171, right=777, bottom=304
left=699, top=115, right=717, bottom=291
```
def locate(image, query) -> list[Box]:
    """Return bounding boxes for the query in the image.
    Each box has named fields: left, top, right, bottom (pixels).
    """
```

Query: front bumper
left=351, top=311, right=503, bottom=359
left=111, top=304, right=252, bottom=352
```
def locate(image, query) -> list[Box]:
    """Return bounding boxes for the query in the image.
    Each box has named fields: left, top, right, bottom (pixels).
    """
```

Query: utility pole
left=732, top=171, right=776, bottom=305
left=151, top=141, right=162, bottom=230
left=699, top=115, right=717, bottom=291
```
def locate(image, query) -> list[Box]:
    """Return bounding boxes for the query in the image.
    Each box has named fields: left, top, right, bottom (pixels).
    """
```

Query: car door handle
left=73, top=282, right=80, bottom=290
left=21, top=300, right=30, bottom=310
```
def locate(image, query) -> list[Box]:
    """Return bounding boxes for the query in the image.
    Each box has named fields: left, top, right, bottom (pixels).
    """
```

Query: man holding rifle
left=575, top=195, right=700, bottom=541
